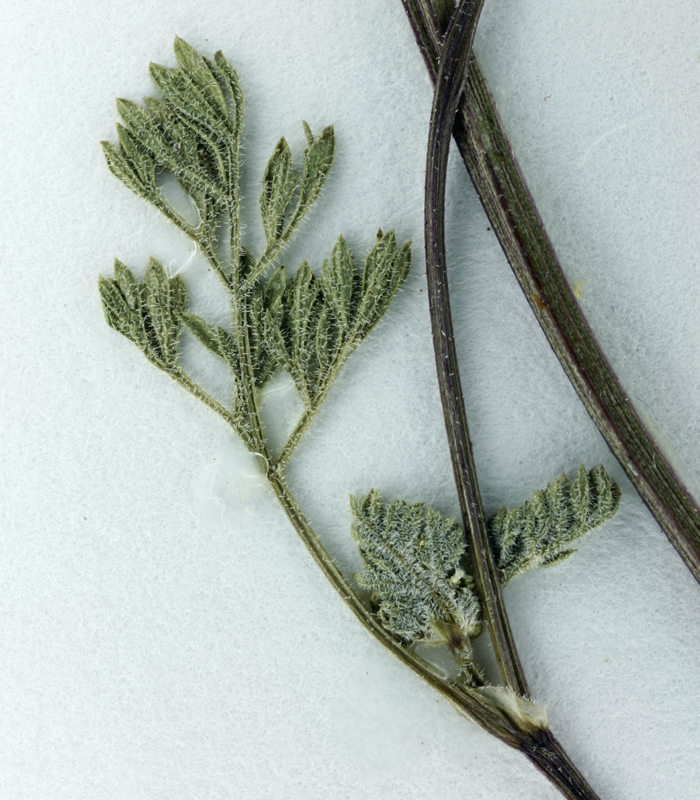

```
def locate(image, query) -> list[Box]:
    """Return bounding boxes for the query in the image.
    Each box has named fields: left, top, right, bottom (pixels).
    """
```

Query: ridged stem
left=402, top=0, right=700, bottom=584
left=424, top=0, right=529, bottom=696
left=420, top=3, right=602, bottom=796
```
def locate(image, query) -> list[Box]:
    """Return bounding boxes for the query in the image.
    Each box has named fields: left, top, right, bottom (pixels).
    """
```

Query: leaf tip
left=301, top=120, right=313, bottom=146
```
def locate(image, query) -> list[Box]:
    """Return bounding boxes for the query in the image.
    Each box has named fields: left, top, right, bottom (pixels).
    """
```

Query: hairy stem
left=274, top=402, right=316, bottom=469
left=402, top=0, right=700, bottom=584
left=200, top=237, right=231, bottom=288
left=424, top=0, right=528, bottom=696
left=227, top=142, right=242, bottom=286
left=170, top=366, right=251, bottom=446
left=273, top=337, right=360, bottom=469
left=243, top=206, right=309, bottom=293
left=266, top=463, right=600, bottom=798
left=266, top=466, right=522, bottom=746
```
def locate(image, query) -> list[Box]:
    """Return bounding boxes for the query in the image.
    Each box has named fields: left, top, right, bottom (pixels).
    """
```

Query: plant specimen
left=99, top=36, right=620, bottom=799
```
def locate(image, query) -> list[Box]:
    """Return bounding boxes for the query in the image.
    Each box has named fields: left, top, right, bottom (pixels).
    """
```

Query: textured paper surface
left=1, top=0, right=699, bottom=797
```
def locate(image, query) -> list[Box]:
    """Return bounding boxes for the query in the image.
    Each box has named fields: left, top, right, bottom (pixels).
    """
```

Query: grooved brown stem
left=424, top=0, right=528, bottom=696
left=403, top=0, right=700, bottom=584
left=420, top=3, right=603, bottom=796
left=522, top=729, right=602, bottom=800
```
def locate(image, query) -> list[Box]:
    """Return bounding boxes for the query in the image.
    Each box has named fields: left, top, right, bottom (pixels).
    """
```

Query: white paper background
left=1, top=0, right=699, bottom=797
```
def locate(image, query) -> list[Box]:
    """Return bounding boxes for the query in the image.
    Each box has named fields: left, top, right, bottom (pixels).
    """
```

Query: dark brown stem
left=420, top=3, right=603, bottom=797
left=403, top=0, right=700, bottom=584
left=522, top=729, right=602, bottom=800
left=424, top=0, right=528, bottom=696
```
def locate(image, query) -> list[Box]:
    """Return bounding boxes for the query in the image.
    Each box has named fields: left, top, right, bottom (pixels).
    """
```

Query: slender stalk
left=424, top=0, right=528, bottom=696
left=227, top=142, right=242, bottom=286
left=273, top=337, right=360, bottom=470
left=236, top=294, right=272, bottom=461
left=169, top=365, right=253, bottom=446
left=200, top=238, right=231, bottom=288
left=402, top=0, right=700, bottom=584
left=421, top=5, right=602, bottom=796
left=274, top=403, right=316, bottom=469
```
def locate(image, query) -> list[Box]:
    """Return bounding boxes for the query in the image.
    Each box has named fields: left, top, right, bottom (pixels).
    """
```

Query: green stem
left=266, top=467, right=522, bottom=744
left=223, top=115, right=270, bottom=463
left=187, top=319, right=601, bottom=796
left=155, top=197, right=231, bottom=288
left=185, top=124, right=599, bottom=794
left=228, top=144, right=242, bottom=286
left=199, top=237, right=231, bottom=288
left=424, top=0, right=529, bottom=696
left=225, top=287, right=271, bottom=464
left=273, top=337, right=360, bottom=470
left=274, top=402, right=316, bottom=470
left=402, top=0, right=700, bottom=585
left=169, top=365, right=251, bottom=445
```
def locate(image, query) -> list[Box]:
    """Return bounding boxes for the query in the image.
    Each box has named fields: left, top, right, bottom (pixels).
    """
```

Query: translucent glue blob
left=193, top=375, right=305, bottom=529
left=194, top=436, right=270, bottom=529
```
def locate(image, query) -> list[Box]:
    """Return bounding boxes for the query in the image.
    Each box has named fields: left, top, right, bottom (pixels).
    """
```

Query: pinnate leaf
left=488, top=465, right=621, bottom=585
left=105, top=39, right=247, bottom=233
left=263, top=232, right=411, bottom=406
left=352, top=491, right=482, bottom=679
left=356, top=230, right=411, bottom=337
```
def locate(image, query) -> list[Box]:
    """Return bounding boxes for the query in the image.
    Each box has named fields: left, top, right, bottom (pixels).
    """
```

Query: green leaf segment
left=490, top=465, right=621, bottom=586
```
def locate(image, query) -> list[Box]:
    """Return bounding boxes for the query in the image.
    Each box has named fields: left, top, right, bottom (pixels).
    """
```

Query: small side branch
left=170, top=366, right=252, bottom=447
